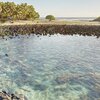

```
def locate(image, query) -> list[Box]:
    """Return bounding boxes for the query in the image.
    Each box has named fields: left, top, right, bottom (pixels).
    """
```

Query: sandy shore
left=0, top=20, right=100, bottom=26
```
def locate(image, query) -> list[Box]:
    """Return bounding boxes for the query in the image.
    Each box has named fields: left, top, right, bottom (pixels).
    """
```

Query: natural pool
left=0, top=34, right=100, bottom=100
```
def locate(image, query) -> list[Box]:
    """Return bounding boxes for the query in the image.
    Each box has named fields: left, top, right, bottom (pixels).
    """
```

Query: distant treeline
left=0, top=2, right=39, bottom=22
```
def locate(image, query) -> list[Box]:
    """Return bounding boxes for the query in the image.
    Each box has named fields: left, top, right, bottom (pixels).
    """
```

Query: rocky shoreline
left=0, top=91, right=27, bottom=100
left=0, top=24, right=100, bottom=38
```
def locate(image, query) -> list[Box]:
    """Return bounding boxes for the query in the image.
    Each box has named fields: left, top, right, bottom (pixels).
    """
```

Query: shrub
left=45, top=15, right=55, bottom=21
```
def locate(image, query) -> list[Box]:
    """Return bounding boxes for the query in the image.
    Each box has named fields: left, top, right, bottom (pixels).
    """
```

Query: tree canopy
left=0, top=2, right=39, bottom=21
left=45, top=15, right=55, bottom=21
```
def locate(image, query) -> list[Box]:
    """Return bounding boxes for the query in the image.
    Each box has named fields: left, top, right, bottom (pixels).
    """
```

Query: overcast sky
left=1, top=0, right=100, bottom=17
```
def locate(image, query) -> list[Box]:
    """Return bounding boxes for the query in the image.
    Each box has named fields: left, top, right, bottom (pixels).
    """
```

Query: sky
left=1, top=0, right=100, bottom=17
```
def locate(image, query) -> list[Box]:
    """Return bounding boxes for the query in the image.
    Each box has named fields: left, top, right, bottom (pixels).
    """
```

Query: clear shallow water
left=0, top=35, right=100, bottom=100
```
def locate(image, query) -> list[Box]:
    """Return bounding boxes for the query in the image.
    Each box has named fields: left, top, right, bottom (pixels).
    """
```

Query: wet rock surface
left=0, top=91, right=27, bottom=100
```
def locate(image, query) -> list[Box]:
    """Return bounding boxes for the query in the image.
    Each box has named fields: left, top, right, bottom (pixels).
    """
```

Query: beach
left=0, top=19, right=100, bottom=26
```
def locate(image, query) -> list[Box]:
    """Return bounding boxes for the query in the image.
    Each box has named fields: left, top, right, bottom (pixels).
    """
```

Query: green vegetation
left=45, top=15, right=55, bottom=21
left=0, top=2, right=39, bottom=22
left=94, top=17, right=100, bottom=21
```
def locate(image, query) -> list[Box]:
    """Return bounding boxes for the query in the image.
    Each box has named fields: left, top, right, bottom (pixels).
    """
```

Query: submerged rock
left=5, top=54, right=8, bottom=57
left=55, top=73, right=92, bottom=84
left=34, top=84, right=47, bottom=91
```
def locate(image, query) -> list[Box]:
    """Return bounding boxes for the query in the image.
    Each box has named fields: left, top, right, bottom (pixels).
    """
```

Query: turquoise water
left=0, top=35, right=100, bottom=100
